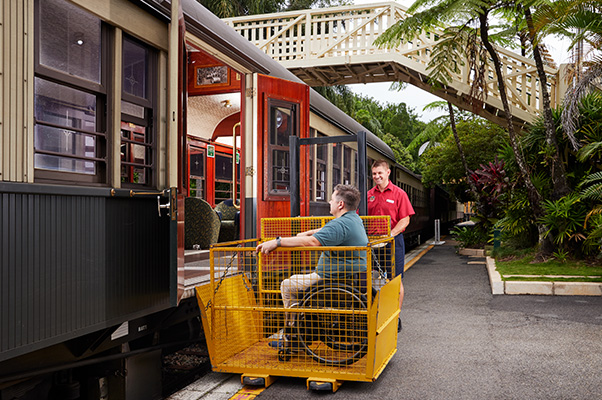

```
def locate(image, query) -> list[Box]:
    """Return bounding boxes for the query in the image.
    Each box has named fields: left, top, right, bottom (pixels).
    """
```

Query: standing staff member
left=368, top=160, right=415, bottom=331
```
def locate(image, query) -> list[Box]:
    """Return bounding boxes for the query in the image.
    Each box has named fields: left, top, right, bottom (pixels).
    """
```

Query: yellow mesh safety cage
left=196, top=216, right=400, bottom=383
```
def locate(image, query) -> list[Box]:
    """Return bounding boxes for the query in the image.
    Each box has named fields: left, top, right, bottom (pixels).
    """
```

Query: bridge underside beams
left=286, top=60, right=531, bottom=130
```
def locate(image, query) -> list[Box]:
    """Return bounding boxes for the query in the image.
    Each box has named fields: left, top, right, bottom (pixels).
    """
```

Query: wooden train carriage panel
left=0, top=0, right=183, bottom=364
left=256, top=74, right=310, bottom=233
left=0, top=184, right=173, bottom=362
left=393, top=166, right=430, bottom=243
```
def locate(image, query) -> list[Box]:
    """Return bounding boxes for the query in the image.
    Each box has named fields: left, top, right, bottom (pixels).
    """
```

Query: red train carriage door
left=256, top=74, right=309, bottom=235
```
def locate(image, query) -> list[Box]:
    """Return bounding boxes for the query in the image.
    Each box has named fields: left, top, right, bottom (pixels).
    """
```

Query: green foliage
left=313, top=85, right=357, bottom=117
left=576, top=92, right=602, bottom=164
left=451, top=224, right=490, bottom=249
left=313, top=85, right=425, bottom=170
left=539, top=193, right=587, bottom=251
left=496, top=93, right=602, bottom=258
left=580, top=171, right=602, bottom=202
left=470, top=157, right=509, bottom=218
left=419, top=118, right=508, bottom=200
left=553, top=248, right=570, bottom=263
left=582, top=212, right=602, bottom=258
left=495, top=189, right=538, bottom=249
left=198, top=0, right=350, bottom=18
left=579, top=170, right=602, bottom=257
left=495, top=251, right=602, bottom=282
left=379, top=132, right=415, bottom=169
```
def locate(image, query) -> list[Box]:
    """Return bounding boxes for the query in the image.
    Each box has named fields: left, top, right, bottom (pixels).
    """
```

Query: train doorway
left=184, top=42, right=244, bottom=245
left=254, top=74, right=310, bottom=237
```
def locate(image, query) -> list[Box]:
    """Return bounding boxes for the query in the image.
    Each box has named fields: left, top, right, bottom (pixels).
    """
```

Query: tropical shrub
left=419, top=119, right=508, bottom=201
left=451, top=224, right=489, bottom=249
left=538, top=193, right=588, bottom=255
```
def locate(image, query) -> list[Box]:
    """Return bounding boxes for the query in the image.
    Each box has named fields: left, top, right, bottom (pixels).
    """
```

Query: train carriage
left=0, top=0, right=458, bottom=397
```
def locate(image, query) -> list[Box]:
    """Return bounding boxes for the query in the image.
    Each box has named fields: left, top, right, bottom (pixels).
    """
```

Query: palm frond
left=562, top=61, right=602, bottom=150
left=578, top=140, right=602, bottom=161
left=579, top=171, right=602, bottom=202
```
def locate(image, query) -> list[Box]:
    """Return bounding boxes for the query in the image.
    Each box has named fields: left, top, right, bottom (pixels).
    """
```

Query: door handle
left=158, top=195, right=171, bottom=217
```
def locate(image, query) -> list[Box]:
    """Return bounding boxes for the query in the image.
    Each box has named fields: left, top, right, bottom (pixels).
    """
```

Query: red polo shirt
left=367, top=181, right=415, bottom=230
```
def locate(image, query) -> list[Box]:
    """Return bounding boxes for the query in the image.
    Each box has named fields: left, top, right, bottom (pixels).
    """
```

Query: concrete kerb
left=486, top=257, right=504, bottom=295
left=484, top=255, right=602, bottom=296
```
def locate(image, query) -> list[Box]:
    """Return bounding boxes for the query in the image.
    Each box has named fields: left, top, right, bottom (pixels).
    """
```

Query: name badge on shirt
left=386, top=199, right=395, bottom=204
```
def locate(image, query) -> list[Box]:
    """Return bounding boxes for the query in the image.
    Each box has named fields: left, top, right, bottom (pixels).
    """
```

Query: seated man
left=255, top=184, right=369, bottom=348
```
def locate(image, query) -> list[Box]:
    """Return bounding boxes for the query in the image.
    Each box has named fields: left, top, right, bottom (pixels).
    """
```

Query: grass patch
left=495, top=251, right=602, bottom=282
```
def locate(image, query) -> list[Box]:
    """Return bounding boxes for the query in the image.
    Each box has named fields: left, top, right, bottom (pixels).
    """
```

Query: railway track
left=162, top=340, right=212, bottom=398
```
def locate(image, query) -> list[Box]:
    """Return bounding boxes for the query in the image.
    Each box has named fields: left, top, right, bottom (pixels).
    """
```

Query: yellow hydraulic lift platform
left=196, top=216, right=400, bottom=392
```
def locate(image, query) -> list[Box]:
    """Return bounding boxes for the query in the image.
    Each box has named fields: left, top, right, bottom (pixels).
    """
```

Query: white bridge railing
left=225, top=2, right=564, bottom=124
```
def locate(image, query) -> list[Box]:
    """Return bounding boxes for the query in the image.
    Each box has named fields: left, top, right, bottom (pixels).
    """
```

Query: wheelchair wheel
left=296, top=283, right=368, bottom=366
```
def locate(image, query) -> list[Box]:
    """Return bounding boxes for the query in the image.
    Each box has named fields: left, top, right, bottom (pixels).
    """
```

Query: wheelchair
left=277, top=275, right=374, bottom=366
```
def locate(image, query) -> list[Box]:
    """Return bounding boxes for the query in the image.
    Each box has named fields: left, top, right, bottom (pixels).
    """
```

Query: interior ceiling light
left=73, top=32, right=84, bottom=46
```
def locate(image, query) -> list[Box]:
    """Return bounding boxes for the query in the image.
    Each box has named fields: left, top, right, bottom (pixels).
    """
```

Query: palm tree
left=446, top=101, right=480, bottom=199
left=535, top=0, right=602, bottom=148
left=375, top=0, right=544, bottom=217
left=519, top=2, right=571, bottom=199
left=413, top=101, right=479, bottom=199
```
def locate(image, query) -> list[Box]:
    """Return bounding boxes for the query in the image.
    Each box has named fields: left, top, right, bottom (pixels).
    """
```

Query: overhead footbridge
left=225, top=2, right=569, bottom=127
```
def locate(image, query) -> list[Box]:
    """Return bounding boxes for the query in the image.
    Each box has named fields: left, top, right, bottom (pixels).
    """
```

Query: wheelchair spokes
left=295, top=284, right=368, bottom=366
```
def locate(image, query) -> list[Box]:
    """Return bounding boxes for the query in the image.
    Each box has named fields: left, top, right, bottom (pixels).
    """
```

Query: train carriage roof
left=134, top=0, right=395, bottom=161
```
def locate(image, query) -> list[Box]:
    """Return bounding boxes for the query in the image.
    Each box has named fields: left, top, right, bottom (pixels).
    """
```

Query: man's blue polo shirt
left=313, top=211, right=368, bottom=279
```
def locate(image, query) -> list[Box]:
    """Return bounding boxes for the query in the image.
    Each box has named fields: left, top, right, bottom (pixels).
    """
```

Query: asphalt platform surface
left=252, top=241, right=602, bottom=399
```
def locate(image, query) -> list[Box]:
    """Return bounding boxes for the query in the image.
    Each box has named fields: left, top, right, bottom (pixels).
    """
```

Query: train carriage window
left=38, top=0, right=101, bottom=84
left=315, top=133, right=328, bottom=201
left=214, top=152, right=240, bottom=204
left=34, top=0, right=106, bottom=183
left=267, top=100, right=298, bottom=196
left=366, top=157, right=375, bottom=189
left=309, top=129, right=315, bottom=201
left=120, top=121, right=150, bottom=184
left=332, top=143, right=342, bottom=188
left=343, top=145, right=353, bottom=185
left=120, top=36, right=156, bottom=187
left=189, top=146, right=206, bottom=199
left=34, top=1, right=158, bottom=187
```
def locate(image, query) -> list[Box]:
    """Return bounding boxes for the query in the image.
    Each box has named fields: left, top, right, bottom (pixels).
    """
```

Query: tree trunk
left=478, top=11, right=543, bottom=218
left=478, top=10, right=555, bottom=257
left=524, top=6, right=571, bottom=200
left=447, top=102, right=479, bottom=199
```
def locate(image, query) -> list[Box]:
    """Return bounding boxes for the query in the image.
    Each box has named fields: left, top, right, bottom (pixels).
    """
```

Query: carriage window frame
left=214, top=151, right=240, bottom=204
left=366, top=157, right=375, bottom=189
left=332, top=142, right=342, bottom=189
left=309, top=128, right=315, bottom=201
left=343, top=145, right=353, bottom=185
left=120, top=35, right=157, bottom=188
left=265, top=98, right=299, bottom=199
left=315, top=132, right=328, bottom=202
left=189, top=144, right=206, bottom=199
left=33, top=0, right=108, bottom=184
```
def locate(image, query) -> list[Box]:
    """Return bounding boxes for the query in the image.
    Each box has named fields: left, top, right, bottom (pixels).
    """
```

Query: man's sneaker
left=267, top=328, right=284, bottom=340
left=268, top=336, right=303, bottom=352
